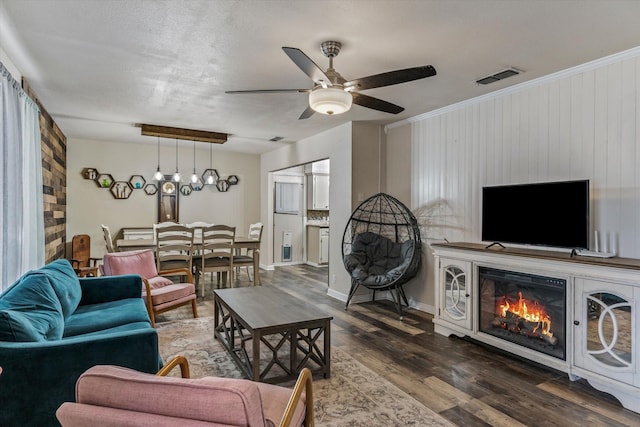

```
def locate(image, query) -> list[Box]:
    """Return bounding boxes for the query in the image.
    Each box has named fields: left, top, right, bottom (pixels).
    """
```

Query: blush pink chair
left=101, top=249, right=198, bottom=327
left=56, top=356, right=314, bottom=427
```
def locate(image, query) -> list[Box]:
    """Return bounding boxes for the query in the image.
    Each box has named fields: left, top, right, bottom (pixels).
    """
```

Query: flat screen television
left=482, top=179, right=590, bottom=250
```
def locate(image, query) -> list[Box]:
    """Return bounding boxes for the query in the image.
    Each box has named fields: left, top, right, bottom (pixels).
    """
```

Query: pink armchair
left=56, top=357, right=314, bottom=427
left=101, top=249, right=198, bottom=327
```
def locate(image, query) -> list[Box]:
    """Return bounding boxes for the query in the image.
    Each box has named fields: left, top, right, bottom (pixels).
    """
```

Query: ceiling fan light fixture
left=309, top=87, right=352, bottom=115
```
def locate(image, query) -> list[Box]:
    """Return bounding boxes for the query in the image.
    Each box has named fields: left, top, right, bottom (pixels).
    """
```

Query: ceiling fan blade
left=344, top=65, right=436, bottom=91
left=351, top=92, right=404, bottom=114
left=282, top=47, right=332, bottom=86
left=298, top=105, right=315, bottom=120
left=225, top=89, right=310, bottom=94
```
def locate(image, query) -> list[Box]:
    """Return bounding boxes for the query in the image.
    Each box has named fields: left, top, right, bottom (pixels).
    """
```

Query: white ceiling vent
left=476, top=67, right=522, bottom=85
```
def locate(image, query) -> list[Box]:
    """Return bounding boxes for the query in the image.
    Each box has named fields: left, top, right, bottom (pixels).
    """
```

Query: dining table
left=116, top=236, right=261, bottom=285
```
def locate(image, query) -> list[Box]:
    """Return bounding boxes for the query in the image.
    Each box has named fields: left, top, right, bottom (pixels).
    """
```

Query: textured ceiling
left=2, top=0, right=640, bottom=154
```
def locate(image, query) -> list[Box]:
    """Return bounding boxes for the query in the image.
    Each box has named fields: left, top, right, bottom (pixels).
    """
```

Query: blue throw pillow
left=40, top=259, right=82, bottom=318
left=0, top=271, right=64, bottom=341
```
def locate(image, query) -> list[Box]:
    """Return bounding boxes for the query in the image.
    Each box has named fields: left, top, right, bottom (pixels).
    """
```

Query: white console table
left=431, top=242, right=639, bottom=413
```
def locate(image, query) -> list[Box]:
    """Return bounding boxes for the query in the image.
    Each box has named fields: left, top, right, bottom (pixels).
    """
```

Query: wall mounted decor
left=82, top=166, right=240, bottom=199
left=129, top=175, right=146, bottom=190
left=95, top=173, right=114, bottom=189
left=111, top=181, right=133, bottom=199
left=144, top=183, right=158, bottom=195
left=202, top=168, right=219, bottom=185
left=82, top=167, right=98, bottom=180
left=190, top=177, right=204, bottom=191
left=216, top=179, right=230, bottom=192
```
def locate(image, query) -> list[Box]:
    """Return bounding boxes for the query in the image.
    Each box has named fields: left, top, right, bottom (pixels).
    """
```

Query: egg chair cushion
left=344, top=232, right=416, bottom=288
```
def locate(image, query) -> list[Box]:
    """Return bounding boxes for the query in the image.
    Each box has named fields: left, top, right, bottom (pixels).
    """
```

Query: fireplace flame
left=499, top=292, right=554, bottom=339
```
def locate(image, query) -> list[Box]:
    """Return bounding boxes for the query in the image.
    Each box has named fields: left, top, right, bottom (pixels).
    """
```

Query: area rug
left=156, top=317, right=454, bottom=427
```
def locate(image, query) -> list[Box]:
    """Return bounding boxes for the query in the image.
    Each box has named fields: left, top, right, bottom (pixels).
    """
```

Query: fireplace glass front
left=479, top=267, right=566, bottom=360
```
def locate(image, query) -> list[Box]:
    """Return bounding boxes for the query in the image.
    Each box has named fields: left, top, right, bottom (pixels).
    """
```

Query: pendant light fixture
left=204, top=142, right=217, bottom=185
left=190, top=140, right=198, bottom=183
left=172, top=138, right=181, bottom=182
left=153, top=136, right=163, bottom=181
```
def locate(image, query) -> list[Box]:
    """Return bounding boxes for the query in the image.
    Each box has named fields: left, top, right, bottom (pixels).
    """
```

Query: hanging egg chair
left=341, top=192, right=422, bottom=319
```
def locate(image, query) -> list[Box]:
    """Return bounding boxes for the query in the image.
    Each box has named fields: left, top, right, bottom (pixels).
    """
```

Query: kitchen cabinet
left=307, top=174, right=329, bottom=210
left=307, top=226, right=329, bottom=266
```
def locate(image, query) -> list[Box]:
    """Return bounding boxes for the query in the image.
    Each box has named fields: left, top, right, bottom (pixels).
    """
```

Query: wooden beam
left=140, top=124, right=227, bottom=144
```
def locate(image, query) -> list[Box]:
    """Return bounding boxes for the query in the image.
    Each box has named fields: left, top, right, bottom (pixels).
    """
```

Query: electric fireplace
left=479, top=267, right=566, bottom=360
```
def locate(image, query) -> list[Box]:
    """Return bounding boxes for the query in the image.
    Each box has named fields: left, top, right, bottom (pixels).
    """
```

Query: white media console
left=431, top=242, right=639, bottom=413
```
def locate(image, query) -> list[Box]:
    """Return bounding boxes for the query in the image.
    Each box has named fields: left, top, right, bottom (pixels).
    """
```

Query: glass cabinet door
left=574, top=278, right=634, bottom=385
left=440, top=259, right=472, bottom=330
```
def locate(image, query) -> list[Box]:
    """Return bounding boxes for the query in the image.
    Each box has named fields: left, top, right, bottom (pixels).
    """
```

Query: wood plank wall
left=22, top=78, right=66, bottom=262
left=411, top=50, right=640, bottom=258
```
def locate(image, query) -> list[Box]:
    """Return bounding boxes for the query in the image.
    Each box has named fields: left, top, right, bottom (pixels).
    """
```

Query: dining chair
left=101, top=249, right=198, bottom=327
left=69, top=234, right=100, bottom=277
left=234, top=222, right=263, bottom=282
left=193, top=225, right=235, bottom=296
left=155, top=224, right=195, bottom=273
left=186, top=221, right=213, bottom=244
left=100, top=224, right=117, bottom=253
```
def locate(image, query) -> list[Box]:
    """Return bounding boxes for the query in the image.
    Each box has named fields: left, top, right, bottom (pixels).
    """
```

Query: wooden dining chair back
left=155, top=224, right=195, bottom=273
left=193, top=225, right=235, bottom=296
left=69, top=234, right=100, bottom=277
left=101, top=224, right=116, bottom=253
left=186, top=221, right=213, bottom=241
left=248, top=222, right=264, bottom=241
left=235, top=222, right=263, bottom=282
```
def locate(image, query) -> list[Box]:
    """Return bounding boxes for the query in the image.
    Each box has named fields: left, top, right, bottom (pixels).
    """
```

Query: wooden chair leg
left=191, top=299, right=198, bottom=318
left=149, top=309, right=156, bottom=328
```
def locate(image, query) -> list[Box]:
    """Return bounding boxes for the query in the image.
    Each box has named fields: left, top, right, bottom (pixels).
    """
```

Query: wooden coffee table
left=213, top=286, right=332, bottom=383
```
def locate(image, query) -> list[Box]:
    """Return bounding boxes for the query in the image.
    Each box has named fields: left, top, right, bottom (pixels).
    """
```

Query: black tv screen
left=482, top=180, right=590, bottom=249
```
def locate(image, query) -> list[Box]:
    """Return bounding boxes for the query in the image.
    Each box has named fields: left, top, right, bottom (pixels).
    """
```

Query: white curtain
left=1, top=62, right=44, bottom=291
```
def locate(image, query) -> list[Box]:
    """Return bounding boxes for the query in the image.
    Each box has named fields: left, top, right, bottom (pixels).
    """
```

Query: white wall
left=261, top=123, right=353, bottom=298
left=0, top=46, right=20, bottom=79
left=68, top=138, right=260, bottom=258
left=386, top=46, right=640, bottom=312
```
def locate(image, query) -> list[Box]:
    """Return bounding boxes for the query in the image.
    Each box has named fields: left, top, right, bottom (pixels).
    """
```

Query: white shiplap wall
left=408, top=47, right=640, bottom=258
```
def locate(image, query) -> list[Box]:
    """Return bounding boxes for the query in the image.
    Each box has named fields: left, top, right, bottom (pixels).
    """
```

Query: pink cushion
left=102, top=250, right=159, bottom=279
left=57, top=403, right=216, bottom=427
left=256, top=382, right=306, bottom=427
left=70, top=365, right=269, bottom=426
left=144, top=283, right=196, bottom=306
left=147, top=276, right=175, bottom=289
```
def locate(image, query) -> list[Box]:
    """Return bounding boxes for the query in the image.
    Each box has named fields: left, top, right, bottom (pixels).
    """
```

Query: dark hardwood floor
left=159, top=264, right=640, bottom=427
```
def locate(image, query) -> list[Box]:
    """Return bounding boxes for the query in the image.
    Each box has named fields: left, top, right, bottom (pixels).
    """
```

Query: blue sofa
left=0, top=259, right=161, bottom=426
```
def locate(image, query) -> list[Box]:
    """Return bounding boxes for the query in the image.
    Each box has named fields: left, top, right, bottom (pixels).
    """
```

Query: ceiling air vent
left=476, top=67, right=521, bottom=85
left=269, top=136, right=284, bottom=142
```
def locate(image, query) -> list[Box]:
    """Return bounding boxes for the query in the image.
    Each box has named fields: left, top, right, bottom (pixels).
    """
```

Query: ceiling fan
left=226, top=41, right=436, bottom=120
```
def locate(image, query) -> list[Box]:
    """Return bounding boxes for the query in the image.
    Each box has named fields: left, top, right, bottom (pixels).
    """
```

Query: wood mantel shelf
left=431, top=241, right=640, bottom=271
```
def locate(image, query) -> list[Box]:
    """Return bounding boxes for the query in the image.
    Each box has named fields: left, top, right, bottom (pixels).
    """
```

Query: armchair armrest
left=79, top=274, right=144, bottom=305
left=156, top=355, right=190, bottom=378
left=158, top=267, right=194, bottom=283
left=280, top=367, right=314, bottom=427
